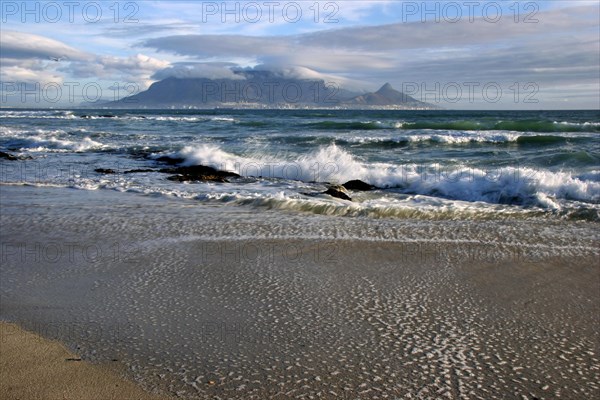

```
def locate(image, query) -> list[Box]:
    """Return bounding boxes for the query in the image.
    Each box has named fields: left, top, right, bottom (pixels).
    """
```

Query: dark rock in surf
left=343, top=179, right=377, bottom=191
left=95, top=168, right=117, bottom=174
left=162, top=165, right=239, bottom=183
left=0, top=151, right=19, bottom=160
left=167, top=174, right=229, bottom=183
left=123, top=169, right=156, bottom=174
left=155, top=155, right=186, bottom=165
left=324, top=185, right=352, bottom=201
left=160, top=165, right=239, bottom=177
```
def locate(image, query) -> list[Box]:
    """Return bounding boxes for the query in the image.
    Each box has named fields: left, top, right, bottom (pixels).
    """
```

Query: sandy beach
left=1, top=185, right=598, bottom=399
left=0, top=321, right=170, bottom=400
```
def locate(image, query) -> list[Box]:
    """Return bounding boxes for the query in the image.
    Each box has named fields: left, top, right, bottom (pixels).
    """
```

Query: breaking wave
left=156, top=144, right=600, bottom=212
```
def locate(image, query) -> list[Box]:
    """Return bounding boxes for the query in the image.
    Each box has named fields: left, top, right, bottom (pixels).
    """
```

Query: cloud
left=103, top=22, right=198, bottom=38
left=140, top=33, right=396, bottom=74
left=79, top=54, right=170, bottom=88
left=0, top=58, right=65, bottom=85
left=152, top=62, right=245, bottom=80
left=253, top=65, right=337, bottom=80
left=0, top=30, right=90, bottom=61
left=1, top=31, right=170, bottom=90
left=137, top=3, right=599, bottom=106
left=140, top=4, right=598, bottom=61
left=248, top=64, right=362, bottom=89
left=150, top=63, right=363, bottom=90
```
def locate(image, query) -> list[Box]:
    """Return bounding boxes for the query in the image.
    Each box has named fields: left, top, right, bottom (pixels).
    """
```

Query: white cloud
left=0, top=58, right=65, bottom=85
left=0, top=30, right=90, bottom=61
left=153, top=63, right=245, bottom=80
left=1, top=31, right=171, bottom=90
left=95, top=54, right=170, bottom=88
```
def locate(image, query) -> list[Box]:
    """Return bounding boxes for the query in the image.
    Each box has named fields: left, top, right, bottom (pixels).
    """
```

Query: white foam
left=140, top=115, right=236, bottom=122
left=554, top=121, right=600, bottom=127
left=165, top=144, right=600, bottom=209
left=370, top=164, right=600, bottom=207
left=5, top=134, right=106, bottom=152
left=0, top=110, right=76, bottom=119
left=171, top=144, right=366, bottom=183
left=342, top=130, right=597, bottom=145
left=149, top=116, right=202, bottom=122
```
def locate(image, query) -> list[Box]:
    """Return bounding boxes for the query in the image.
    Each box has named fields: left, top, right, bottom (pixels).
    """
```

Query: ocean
left=1, top=108, right=599, bottom=221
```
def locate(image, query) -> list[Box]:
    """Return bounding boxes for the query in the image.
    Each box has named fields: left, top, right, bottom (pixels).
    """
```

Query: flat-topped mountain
left=109, top=71, right=436, bottom=109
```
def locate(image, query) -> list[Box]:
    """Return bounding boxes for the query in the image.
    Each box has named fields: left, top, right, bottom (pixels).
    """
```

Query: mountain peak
left=377, top=83, right=394, bottom=93
left=344, top=81, right=431, bottom=107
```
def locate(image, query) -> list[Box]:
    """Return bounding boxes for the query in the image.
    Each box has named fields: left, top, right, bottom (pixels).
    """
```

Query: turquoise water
left=1, top=109, right=598, bottom=220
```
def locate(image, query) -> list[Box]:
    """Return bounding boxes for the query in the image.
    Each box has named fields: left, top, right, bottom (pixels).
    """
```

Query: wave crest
left=157, top=144, right=600, bottom=210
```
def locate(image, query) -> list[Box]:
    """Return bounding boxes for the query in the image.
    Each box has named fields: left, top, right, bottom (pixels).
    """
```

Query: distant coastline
left=96, top=103, right=441, bottom=111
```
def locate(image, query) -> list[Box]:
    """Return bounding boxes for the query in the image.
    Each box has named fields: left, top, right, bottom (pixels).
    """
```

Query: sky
left=1, top=0, right=599, bottom=109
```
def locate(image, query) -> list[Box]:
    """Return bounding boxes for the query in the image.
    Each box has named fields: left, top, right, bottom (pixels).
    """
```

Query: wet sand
left=1, top=185, right=598, bottom=399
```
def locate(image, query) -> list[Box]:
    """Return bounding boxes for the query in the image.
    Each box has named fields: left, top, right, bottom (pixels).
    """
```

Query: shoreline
left=1, top=185, right=598, bottom=399
left=0, top=321, right=170, bottom=400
